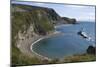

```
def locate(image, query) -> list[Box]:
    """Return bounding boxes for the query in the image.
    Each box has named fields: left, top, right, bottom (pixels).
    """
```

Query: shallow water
left=32, top=22, right=96, bottom=59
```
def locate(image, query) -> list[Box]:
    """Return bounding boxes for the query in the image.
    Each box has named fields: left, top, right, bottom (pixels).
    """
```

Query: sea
left=32, top=21, right=96, bottom=59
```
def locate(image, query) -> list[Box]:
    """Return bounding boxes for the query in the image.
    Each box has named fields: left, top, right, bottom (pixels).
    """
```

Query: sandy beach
left=17, top=31, right=60, bottom=60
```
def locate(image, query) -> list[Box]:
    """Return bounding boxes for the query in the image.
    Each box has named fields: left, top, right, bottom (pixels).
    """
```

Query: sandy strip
left=30, top=37, right=50, bottom=60
left=17, top=31, right=61, bottom=60
left=30, top=31, right=61, bottom=60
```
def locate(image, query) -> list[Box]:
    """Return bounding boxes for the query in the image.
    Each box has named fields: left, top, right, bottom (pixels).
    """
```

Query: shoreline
left=55, top=24, right=73, bottom=28
left=17, top=30, right=61, bottom=61
left=30, top=37, right=50, bottom=60
left=30, top=31, right=61, bottom=60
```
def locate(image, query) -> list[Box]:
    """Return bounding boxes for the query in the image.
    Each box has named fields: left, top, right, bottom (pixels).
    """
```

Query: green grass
left=63, top=54, right=96, bottom=63
left=11, top=46, right=42, bottom=65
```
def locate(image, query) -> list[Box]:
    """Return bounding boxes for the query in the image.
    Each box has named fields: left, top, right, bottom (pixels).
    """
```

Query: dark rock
left=87, top=45, right=96, bottom=55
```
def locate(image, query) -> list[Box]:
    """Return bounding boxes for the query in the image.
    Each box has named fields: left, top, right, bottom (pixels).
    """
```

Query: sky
left=11, top=1, right=95, bottom=22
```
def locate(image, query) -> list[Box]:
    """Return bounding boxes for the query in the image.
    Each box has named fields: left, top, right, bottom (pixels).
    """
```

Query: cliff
left=11, top=4, right=62, bottom=65
left=11, top=4, right=77, bottom=40
left=11, top=3, right=77, bottom=65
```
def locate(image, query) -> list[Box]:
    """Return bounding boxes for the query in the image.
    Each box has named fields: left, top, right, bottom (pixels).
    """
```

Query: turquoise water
left=32, top=22, right=96, bottom=59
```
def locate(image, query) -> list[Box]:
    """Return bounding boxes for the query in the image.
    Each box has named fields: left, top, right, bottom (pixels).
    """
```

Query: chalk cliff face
left=11, top=4, right=77, bottom=37
left=11, top=4, right=59, bottom=46
left=12, top=4, right=57, bottom=35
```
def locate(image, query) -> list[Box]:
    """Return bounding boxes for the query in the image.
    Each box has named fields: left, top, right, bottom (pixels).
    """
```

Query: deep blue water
left=32, top=22, right=96, bottom=59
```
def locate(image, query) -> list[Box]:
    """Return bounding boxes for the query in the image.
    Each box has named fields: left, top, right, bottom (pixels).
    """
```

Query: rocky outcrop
left=87, top=45, right=96, bottom=55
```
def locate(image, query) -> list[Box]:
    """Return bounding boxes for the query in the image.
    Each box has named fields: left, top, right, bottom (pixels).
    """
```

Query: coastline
left=30, top=37, right=50, bottom=60
left=30, top=31, right=61, bottom=60
left=17, top=30, right=61, bottom=60
left=55, top=24, right=73, bottom=28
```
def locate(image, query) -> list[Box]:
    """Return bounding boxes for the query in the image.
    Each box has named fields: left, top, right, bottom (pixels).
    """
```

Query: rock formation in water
left=87, top=45, right=96, bottom=55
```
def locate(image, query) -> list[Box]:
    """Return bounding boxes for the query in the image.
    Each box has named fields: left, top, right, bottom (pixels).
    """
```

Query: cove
left=32, top=22, right=96, bottom=59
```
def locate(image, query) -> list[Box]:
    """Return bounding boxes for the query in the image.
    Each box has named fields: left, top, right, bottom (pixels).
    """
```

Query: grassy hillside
left=11, top=4, right=61, bottom=65
left=63, top=54, right=95, bottom=63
